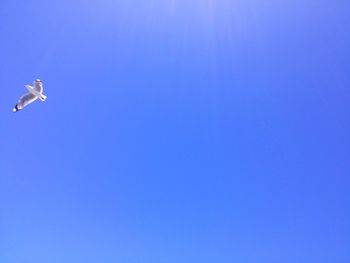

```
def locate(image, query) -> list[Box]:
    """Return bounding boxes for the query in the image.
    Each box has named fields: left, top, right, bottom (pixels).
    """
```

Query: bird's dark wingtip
left=13, top=105, right=19, bottom=113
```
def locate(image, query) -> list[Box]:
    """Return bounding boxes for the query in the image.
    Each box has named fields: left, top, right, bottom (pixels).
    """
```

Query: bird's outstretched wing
left=34, top=80, right=43, bottom=93
left=13, top=93, right=38, bottom=112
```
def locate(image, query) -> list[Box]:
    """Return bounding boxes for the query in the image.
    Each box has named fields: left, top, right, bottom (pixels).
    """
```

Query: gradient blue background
left=1, top=1, right=349, bottom=262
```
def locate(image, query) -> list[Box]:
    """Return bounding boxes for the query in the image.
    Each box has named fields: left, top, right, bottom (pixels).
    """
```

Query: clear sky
left=0, top=1, right=349, bottom=262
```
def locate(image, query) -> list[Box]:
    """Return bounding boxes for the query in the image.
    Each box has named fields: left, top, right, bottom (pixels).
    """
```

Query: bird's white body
left=25, top=85, right=47, bottom=101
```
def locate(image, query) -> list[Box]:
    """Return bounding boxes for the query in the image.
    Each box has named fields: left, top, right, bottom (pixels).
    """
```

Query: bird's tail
left=39, top=94, right=47, bottom=101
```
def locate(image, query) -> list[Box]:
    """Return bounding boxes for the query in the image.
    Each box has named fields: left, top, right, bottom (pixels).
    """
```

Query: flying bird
left=13, top=79, right=47, bottom=112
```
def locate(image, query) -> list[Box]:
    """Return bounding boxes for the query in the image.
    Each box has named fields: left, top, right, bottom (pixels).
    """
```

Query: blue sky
left=0, top=1, right=349, bottom=262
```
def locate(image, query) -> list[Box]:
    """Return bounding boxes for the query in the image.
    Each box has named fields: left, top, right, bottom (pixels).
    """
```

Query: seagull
left=13, top=79, right=47, bottom=112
